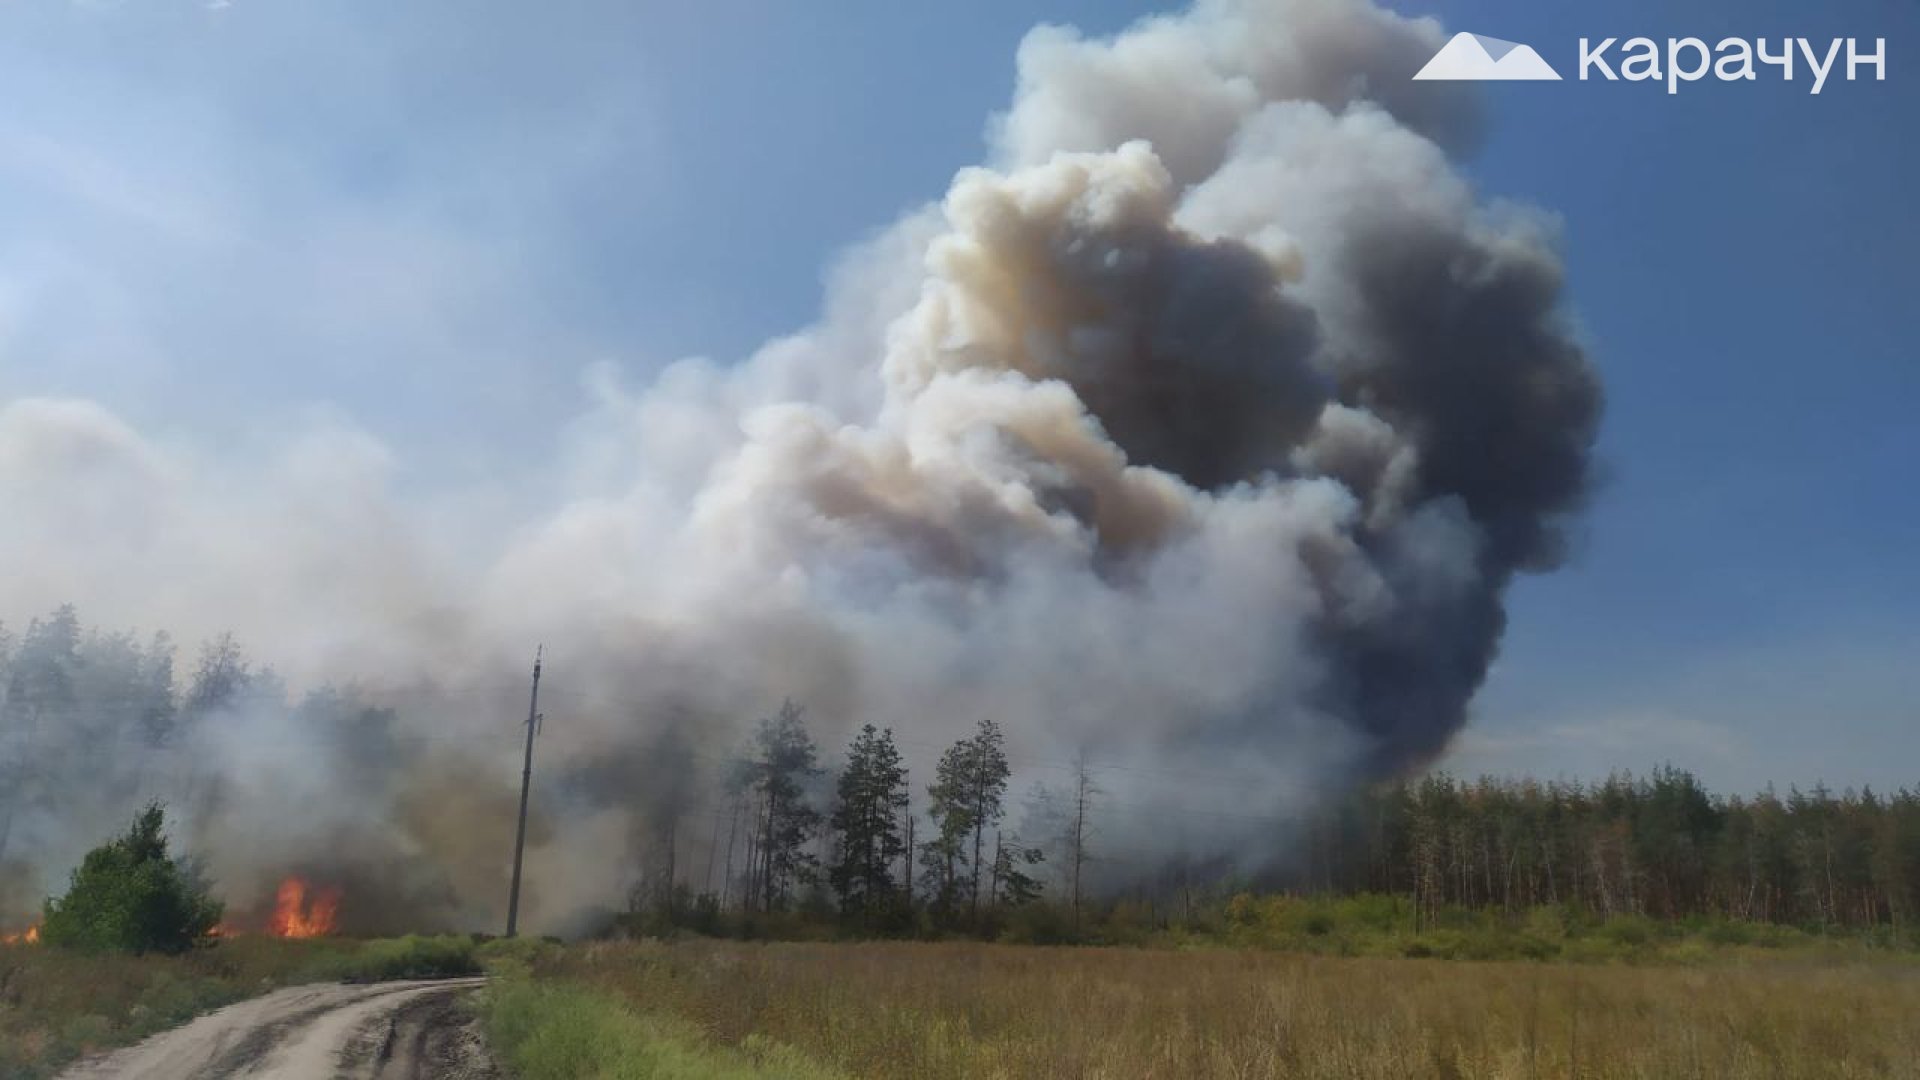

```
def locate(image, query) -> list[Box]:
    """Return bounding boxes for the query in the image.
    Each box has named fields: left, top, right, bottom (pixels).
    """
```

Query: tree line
left=0, top=605, right=1074, bottom=935
left=634, top=725, right=1920, bottom=939
left=1309, top=767, right=1920, bottom=932
left=0, top=604, right=407, bottom=920
left=7, top=604, right=1918, bottom=939
left=0, top=605, right=254, bottom=879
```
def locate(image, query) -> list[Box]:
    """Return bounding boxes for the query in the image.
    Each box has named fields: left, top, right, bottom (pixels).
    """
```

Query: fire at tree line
left=4, top=603, right=1920, bottom=949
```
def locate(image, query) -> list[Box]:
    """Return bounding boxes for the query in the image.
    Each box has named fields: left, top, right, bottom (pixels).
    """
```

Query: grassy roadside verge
left=476, top=939, right=842, bottom=1080
left=0, top=934, right=481, bottom=1080
left=480, top=977, right=843, bottom=1080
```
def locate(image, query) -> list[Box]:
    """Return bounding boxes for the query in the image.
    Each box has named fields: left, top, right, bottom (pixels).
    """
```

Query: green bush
left=1597, top=915, right=1659, bottom=948
left=299, top=934, right=481, bottom=982
left=40, top=803, right=221, bottom=955
left=477, top=934, right=561, bottom=974
left=1336, top=893, right=1411, bottom=933
left=1700, top=919, right=1755, bottom=946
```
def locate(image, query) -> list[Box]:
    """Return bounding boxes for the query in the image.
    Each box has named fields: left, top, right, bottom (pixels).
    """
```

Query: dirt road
left=58, top=977, right=498, bottom=1080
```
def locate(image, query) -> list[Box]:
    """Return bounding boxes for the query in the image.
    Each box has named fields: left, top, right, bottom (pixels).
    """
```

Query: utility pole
left=505, top=646, right=544, bottom=937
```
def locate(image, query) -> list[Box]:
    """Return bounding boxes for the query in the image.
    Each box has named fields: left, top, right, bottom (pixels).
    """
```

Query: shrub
left=1701, top=919, right=1755, bottom=946
left=39, top=803, right=221, bottom=955
left=1598, top=915, right=1659, bottom=949
left=1337, top=893, right=1411, bottom=933
left=302, top=935, right=481, bottom=982
left=478, top=934, right=562, bottom=974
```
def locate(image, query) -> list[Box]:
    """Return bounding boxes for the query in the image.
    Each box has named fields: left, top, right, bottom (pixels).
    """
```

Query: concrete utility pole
left=505, top=646, right=543, bottom=938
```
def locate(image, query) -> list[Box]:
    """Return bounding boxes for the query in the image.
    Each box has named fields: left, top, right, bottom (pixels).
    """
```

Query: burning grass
left=266, top=876, right=342, bottom=939
left=498, top=939, right=1920, bottom=1079
left=0, top=933, right=482, bottom=1079
left=2, top=872, right=349, bottom=959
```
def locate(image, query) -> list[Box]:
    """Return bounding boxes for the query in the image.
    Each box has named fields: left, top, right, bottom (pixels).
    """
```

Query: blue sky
left=1, top=0, right=1914, bottom=794
left=1427, top=0, right=1920, bottom=791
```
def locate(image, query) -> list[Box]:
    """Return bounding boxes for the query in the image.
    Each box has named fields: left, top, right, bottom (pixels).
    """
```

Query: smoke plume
left=0, top=0, right=1599, bottom=931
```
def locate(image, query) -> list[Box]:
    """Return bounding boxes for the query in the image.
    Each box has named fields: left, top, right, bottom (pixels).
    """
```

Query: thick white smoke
left=0, top=0, right=1598, bottom=929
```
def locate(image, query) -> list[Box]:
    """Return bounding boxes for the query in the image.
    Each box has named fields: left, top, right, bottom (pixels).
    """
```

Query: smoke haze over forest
left=0, top=0, right=1609, bottom=932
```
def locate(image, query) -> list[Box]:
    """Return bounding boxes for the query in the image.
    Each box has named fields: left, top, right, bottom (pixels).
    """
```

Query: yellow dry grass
left=529, top=939, right=1920, bottom=1079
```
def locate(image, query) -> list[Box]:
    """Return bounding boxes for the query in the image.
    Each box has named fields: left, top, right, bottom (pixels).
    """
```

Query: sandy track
left=58, top=977, right=498, bottom=1080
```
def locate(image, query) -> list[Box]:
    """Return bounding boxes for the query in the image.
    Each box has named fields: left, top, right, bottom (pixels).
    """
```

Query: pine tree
left=828, top=724, right=909, bottom=924
left=0, top=605, right=83, bottom=868
left=990, top=830, right=1045, bottom=907
left=745, top=701, right=822, bottom=912
left=965, top=718, right=1011, bottom=922
left=40, top=802, right=222, bottom=954
left=917, top=718, right=1013, bottom=927
left=139, top=631, right=178, bottom=749
left=920, top=736, right=974, bottom=923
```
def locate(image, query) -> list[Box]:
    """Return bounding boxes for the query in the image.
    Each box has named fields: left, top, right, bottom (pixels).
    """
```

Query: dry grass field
left=509, top=939, right=1920, bottom=1079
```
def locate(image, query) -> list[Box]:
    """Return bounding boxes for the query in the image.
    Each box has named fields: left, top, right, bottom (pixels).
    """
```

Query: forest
left=4, top=603, right=1918, bottom=944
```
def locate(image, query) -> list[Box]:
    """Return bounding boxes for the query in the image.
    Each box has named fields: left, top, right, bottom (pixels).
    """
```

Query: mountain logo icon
left=1413, top=32, right=1562, bottom=81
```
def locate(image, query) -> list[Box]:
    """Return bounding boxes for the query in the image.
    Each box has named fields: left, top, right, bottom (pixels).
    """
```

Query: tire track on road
left=58, top=976, right=495, bottom=1080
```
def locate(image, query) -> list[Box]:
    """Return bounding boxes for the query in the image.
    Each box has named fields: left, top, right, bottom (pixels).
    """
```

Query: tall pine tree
left=919, top=717, right=1012, bottom=926
left=920, top=736, right=974, bottom=923
left=829, top=724, right=909, bottom=924
left=966, top=718, right=1011, bottom=921
left=746, top=701, right=822, bottom=912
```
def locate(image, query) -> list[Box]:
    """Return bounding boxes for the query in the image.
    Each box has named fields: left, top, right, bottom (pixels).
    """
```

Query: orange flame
left=269, top=877, right=341, bottom=938
left=1, top=924, right=39, bottom=946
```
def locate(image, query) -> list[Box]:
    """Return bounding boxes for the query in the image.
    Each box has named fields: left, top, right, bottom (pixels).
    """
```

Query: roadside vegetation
left=35, top=803, right=221, bottom=956
left=482, top=963, right=843, bottom=1080
left=0, top=934, right=481, bottom=1080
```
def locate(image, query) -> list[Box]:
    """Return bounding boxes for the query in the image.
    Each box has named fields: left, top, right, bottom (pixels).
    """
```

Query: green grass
left=642, top=890, right=1920, bottom=965
left=1023, top=892, right=1920, bottom=963
left=301, top=933, right=482, bottom=982
left=482, top=976, right=844, bottom=1080
left=0, top=934, right=482, bottom=1080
